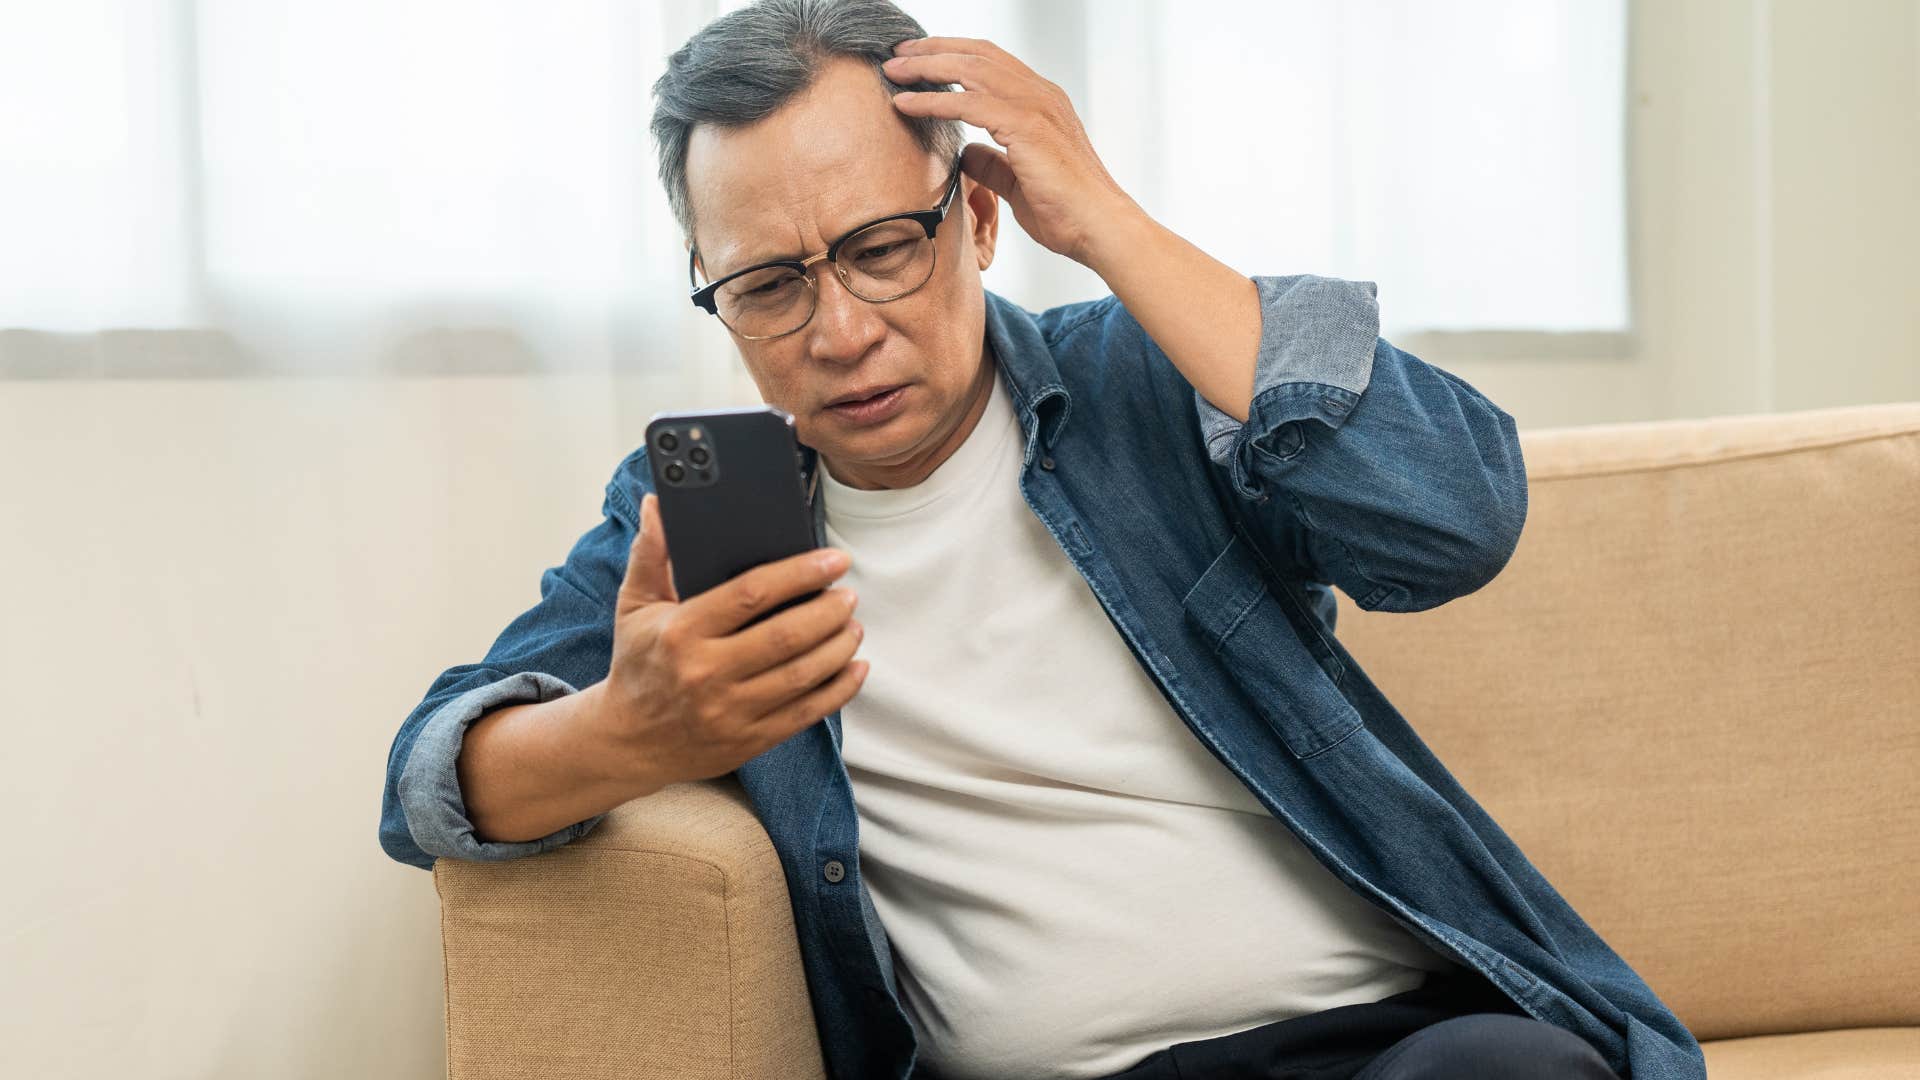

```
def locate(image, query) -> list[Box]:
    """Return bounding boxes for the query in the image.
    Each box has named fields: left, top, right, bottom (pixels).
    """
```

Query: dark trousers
left=1089, top=967, right=1618, bottom=1080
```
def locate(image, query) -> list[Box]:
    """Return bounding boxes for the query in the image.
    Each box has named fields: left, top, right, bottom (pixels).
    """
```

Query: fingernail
left=818, top=549, right=849, bottom=573
left=841, top=589, right=858, bottom=609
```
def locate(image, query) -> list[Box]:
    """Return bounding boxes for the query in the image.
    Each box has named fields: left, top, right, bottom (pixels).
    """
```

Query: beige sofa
left=430, top=401, right=1920, bottom=1079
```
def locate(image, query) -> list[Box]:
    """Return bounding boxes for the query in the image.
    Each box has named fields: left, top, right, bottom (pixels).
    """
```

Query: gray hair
left=649, top=0, right=968, bottom=250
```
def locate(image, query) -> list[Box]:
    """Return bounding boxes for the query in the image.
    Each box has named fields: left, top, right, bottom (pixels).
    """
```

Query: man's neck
left=823, top=344, right=998, bottom=491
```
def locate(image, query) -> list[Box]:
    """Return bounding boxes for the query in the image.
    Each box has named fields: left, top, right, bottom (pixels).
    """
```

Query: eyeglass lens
left=714, top=218, right=937, bottom=338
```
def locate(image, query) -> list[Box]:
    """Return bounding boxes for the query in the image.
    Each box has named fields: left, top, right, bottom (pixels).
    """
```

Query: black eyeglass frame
left=687, top=157, right=965, bottom=339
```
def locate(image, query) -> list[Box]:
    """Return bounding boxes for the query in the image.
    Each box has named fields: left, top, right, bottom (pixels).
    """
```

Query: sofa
left=428, top=401, right=1920, bottom=1079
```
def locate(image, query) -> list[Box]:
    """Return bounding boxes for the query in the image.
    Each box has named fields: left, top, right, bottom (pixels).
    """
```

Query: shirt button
left=822, top=859, right=845, bottom=883
left=1040, top=455, right=1055, bottom=470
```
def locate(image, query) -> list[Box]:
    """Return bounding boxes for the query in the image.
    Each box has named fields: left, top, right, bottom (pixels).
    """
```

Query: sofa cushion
left=1330, top=402, right=1920, bottom=1041
left=1702, top=1027, right=1920, bottom=1078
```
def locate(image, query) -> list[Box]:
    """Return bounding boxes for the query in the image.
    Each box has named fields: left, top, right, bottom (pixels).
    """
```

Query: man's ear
left=963, top=177, right=999, bottom=272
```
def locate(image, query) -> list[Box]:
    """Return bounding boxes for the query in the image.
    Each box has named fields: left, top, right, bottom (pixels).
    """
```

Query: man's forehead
left=689, top=140, right=944, bottom=273
left=682, top=58, right=946, bottom=273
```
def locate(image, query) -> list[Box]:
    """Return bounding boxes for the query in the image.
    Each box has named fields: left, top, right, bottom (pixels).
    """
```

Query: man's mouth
left=826, top=384, right=905, bottom=407
left=824, top=384, right=910, bottom=424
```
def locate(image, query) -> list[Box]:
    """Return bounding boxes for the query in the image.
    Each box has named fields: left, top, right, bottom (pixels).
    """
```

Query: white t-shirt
left=823, top=367, right=1453, bottom=1080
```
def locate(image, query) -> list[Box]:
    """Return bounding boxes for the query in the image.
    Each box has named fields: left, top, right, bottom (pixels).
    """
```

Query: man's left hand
left=884, top=36, right=1142, bottom=268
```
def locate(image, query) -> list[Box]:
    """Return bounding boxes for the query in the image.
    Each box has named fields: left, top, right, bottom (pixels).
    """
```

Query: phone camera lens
left=664, top=462, right=685, bottom=484
left=689, top=446, right=710, bottom=466
left=657, top=431, right=679, bottom=452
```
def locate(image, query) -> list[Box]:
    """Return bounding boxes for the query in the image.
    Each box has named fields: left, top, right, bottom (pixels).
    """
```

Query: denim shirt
left=380, top=276, right=1706, bottom=1080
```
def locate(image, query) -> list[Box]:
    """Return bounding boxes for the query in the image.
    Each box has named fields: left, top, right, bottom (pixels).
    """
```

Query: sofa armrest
left=432, top=776, right=827, bottom=1080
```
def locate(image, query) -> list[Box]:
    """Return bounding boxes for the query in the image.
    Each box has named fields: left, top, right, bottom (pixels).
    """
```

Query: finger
left=752, top=659, right=871, bottom=747
left=892, top=36, right=1035, bottom=78
left=734, top=618, right=864, bottom=718
left=620, top=492, right=679, bottom=607
left=679, top=546, right=851, bottom=638
left=716, top=584, right=859, bottom=680
left=890, top=89, right=1019, bottom=138
left=882, top=51, right=1010, bottom=96
left=960, top=142, right=1017, bottom=201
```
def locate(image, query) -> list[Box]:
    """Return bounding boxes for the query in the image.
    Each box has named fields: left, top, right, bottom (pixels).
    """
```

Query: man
left=379, top=2, right=1705, bottom=1079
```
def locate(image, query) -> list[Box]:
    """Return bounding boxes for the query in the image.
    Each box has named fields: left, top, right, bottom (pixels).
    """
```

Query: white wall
left=1766, top=0, right=1920, bottom=412
left=2, top=375, right=626, bottom=1077
left=2, top=2, right=1916, bottom=1078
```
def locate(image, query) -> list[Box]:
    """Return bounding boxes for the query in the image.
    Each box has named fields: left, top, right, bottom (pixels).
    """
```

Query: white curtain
left=0, top=0, right=1624, bottom=379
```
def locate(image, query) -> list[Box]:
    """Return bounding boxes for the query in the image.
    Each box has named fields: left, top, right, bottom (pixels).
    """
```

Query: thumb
left=619, top=492, right=679, bottom=607
left=961, top=141, right=1018, bottom=203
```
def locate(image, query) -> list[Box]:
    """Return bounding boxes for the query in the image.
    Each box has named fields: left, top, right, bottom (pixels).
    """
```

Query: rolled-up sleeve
left=378, top=456, right=644, bottom=870
left=1193, top=274, right=1529, bottom=613
left=391, top=671, right=605, bottom=868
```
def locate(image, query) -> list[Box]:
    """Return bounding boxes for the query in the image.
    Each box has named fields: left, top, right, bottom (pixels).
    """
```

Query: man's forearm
left=457, top=681, right=662, bottom=844
left=1080, top=205, right=1263, bottom=425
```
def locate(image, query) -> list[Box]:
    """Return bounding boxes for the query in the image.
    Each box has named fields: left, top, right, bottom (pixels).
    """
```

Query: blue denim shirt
left=380, top=276, right=1706, bottom=1080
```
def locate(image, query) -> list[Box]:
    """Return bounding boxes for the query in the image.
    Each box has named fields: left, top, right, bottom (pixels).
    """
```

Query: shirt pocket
left=1181, top=533, right=1365, bottom=759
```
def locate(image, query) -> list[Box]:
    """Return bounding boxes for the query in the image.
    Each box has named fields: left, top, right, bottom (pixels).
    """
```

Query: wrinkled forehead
left=684, top=59, right=949, bottom=277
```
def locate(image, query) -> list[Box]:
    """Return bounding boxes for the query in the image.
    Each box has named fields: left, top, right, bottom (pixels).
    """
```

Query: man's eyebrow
left=727, top=243, right=809, bottom=271
left=716, top=199, right=927, bottom=276
left=731, top=225, right=853, bottom=271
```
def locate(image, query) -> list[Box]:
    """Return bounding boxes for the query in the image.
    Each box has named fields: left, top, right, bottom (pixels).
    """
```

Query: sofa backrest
left=1331, top=401, right=1920, bottom=1042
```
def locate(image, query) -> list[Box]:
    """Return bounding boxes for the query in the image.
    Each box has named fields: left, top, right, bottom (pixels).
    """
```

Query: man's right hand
left=591, top=491, right=868, bottom=792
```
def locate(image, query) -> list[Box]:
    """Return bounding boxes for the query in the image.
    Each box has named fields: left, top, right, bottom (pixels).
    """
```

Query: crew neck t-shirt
left=820, top=368, right=1453, bottom=1080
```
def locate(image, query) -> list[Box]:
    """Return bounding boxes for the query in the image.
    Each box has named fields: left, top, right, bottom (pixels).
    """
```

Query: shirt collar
left=984, top=287, right=1072, bottom=457
left=798, top=287, right=1072, bottom=491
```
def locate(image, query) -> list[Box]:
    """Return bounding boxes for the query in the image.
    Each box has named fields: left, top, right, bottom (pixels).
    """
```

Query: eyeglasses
left=688, top=158, right=964, bottom=341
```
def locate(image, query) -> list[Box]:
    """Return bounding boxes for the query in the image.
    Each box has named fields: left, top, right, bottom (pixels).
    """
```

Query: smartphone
left=644, top=406, right=820, bottom=624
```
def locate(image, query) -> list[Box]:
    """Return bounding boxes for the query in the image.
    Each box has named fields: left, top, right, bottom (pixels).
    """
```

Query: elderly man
left=380, top=2, right=1704, bottom=1079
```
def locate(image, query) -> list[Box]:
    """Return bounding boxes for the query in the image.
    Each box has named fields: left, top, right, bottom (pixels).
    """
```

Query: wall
left=1, top=376, right=627, bottom=1076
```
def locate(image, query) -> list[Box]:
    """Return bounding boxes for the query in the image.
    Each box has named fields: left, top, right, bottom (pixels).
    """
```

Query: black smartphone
left=644, top=405, right=820, bottom=623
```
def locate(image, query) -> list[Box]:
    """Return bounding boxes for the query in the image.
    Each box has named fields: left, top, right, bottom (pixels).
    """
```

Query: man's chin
left=806, top=413, right=926, bottom=468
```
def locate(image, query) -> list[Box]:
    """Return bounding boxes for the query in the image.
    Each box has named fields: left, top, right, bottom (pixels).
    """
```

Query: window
left=1, top=0, right=1627, bottom=375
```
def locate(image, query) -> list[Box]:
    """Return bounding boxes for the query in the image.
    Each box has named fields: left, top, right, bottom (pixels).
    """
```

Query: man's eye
left=854, top=243, right=902, bottom=263
left=740, top=276, right=799, bottom=297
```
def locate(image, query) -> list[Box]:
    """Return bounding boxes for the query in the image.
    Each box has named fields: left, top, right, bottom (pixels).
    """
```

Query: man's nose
left=805, top=264, right=886, bottom=366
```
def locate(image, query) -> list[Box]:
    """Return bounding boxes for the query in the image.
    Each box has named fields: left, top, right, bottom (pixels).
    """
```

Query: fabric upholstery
left=1331, top=401, right=1920, bottom=1044
left=436, top=776, right=826, bottom=1080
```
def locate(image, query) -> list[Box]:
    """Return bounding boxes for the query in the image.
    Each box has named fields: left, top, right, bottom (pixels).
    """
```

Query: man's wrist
left=560, top=676, right=637, bottom=787
left=568, top=680, right=661, bottom=795
left=1075, top=196, right=1160, bottom=282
